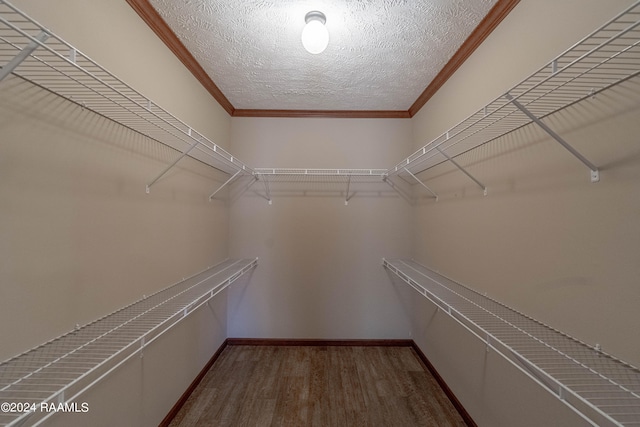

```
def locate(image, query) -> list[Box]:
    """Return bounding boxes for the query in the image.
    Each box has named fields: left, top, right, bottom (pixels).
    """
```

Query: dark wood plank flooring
left=168, top=345, right=466, bottom=427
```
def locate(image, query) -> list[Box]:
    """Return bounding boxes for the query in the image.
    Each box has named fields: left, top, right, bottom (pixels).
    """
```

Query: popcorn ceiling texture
left=149, top=0, right=498, bottom=110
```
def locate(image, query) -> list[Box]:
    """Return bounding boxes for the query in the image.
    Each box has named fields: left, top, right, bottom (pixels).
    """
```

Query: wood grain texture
left=159, top=340, right=229, bottom=426
left=411, top=342, right=477, bottom=427
left=226, top=338, right=414, bottom=347
left=125, top=0, right=235, bottom=115
left=168, top=345, right=468, bottom=427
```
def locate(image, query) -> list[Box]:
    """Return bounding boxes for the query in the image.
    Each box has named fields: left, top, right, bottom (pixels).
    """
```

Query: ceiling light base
left=305, top=11, right=326, bottom=25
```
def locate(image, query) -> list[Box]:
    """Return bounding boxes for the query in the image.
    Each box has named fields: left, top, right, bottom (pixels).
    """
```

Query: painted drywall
left=3, top=1, right=638, bottom=426
left=8, top=0, right=231, bottom=145
left=394, top=282, right=589, bottom=427
left=228, top=117, right=414, bottom=339
left=1, top=0, right=232, bottom=425
left=409, top=0, right=640, bottom=425
left=43, top=296, right=227, bottom=427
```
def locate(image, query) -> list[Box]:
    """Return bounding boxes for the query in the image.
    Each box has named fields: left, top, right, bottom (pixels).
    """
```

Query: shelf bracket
left=245, top=175, right=259, bottom=191
left=146, top=140, right=201, bottom=193
left=382, top=176, right=413, bottom=204
left=209, top=170, right=242, bottom=201
left=0, top=30, right=49, bottom=82
left=345, top=175, right=351, bottom=205
left=404, top=168, right=438, bottom=200
left=436, top=147, right=488, bottom=196
left=505, top=93, right=600, bottom=182
left=259, top=174, right=272, bottom=205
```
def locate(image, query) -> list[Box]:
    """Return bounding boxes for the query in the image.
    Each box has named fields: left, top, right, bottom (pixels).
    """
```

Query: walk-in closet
left=1, top=0, right=639, bottom=425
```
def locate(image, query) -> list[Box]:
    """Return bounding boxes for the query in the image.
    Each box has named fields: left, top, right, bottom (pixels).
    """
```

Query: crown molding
left=233, top=109, right=411, bottom=119
left=125, top=0, right=235, bottom=115
left=408, top=0, right=521, bottom=117
left=127, top=0, right=519, bottom=119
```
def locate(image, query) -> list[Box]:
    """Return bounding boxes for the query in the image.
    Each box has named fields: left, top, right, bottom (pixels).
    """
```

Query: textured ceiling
left=148, top=0, right=499, bottom=111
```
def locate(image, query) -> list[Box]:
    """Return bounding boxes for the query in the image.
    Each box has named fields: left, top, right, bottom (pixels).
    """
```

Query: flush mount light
left=301, top=11, right=329, bottom=54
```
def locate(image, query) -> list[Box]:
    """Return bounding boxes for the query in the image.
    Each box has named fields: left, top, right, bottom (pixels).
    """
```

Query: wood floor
left=168, top=345, right=467, bottom=427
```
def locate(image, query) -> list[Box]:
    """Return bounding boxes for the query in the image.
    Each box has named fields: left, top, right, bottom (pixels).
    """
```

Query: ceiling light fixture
left=301, top=11, right=329, bottom=54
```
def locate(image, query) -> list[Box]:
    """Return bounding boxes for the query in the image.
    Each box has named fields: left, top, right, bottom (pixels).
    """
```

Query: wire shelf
left=390, top=1, right=640, bottom=180
left=3, top=0, right=638, bottom=198
left=0, top=1, right=252, bottom=181
left=0, top=258, right=258, bottom=427
left=249, top=169, right=391, bottom=204
left=253, top=168, right=388, bottom=183
left=384, top=259, right=640, bottom=427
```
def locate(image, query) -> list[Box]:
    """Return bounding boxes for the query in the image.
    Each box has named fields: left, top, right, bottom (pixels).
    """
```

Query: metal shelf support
left=505, top=93, right=600, bottom=183
left=436, top=147, right=488, bottom=196
left=386, top=2, right=640, bottom=191
left=0, top=258, right=258, bottom=427
left=1, top=0, right=638, bottom=201
left=259, top=175, right=272, bottom=205
left=209, top=170, right=242, bottom=201
left=383, top=259, right=640, bottom=427
left=146, top=139, right=202, bottom=194
left=345, top=176, right=351, bottom=205
left=0, top=29, right=48, bottom=81
left=404, top=168, right=438, bottom=200
left=382, top=176, right=413, bottom=204
left=0, top=1, right=254, bottom=196
left=249, top=169, right=388, bottom=203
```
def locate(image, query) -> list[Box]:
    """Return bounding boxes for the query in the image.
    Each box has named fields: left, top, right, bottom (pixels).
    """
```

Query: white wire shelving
left=384, top=259, right=640, bottom=427
left=0, top=1, right=639, bottom=424
left=3, top=1, right=639, bottom=201
left=390, top=1, right=640, bottom=194
left=0, top=0, right=253, bottom=196
left=0, top=258, right=258, bottom=427
left=253, top=168, right=388, bottom=182
left=251, top=168, right=389, bottom=205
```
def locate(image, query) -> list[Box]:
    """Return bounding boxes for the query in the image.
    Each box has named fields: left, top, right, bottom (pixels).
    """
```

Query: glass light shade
left=301, top=19, right=329, bottom=54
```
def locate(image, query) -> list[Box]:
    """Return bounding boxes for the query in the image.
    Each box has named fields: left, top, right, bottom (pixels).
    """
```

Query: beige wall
left=3, top=0, right=639, bottom=426
left=396, top=283, right=589, bottom=427
left=228, top=117, right=414, bottom=339
left=44, top=295, right=228, bottom=427
left=9, top=0, right=231, bottom=146
left=1, top=0, right=231, bottom=425
left=409, top=0, right=640, bottom=425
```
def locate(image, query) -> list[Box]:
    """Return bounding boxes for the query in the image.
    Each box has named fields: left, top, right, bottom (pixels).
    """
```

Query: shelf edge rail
left=252, top=168, right=390, bottom=205
left=0, top=258, right=258, bottom=427
left=388, top=0, right=640, bottom=190
left=0, top=1, right=254, bottom=196
left=383, top=258, right=640, bottom=427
